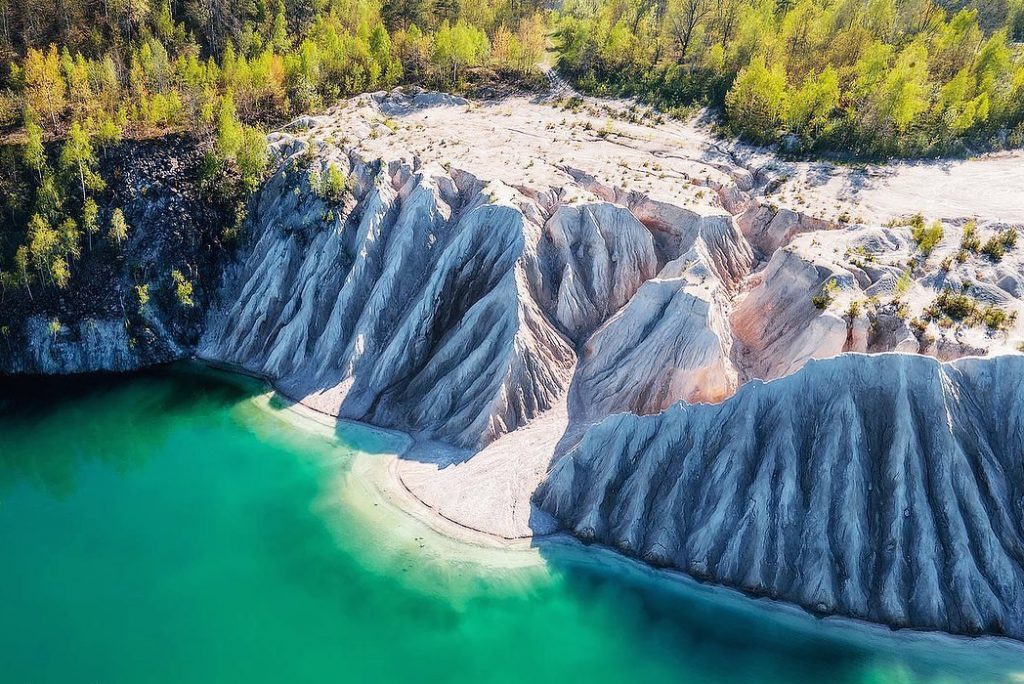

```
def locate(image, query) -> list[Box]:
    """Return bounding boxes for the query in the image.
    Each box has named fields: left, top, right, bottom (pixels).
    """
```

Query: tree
left=216, top=93, right=268, bottom=189
left=13, top=246, right=33, bottom=299
left=787, top=66, right=839, bottom=137
left=57, top=216, right=81, bottom=260
left=517, top=14, right=547, bottom=71
left=95, top=112, right=125, bottom=153
left=432, top=20, right=489, bottom=84
left=27, top=213, right=58, bottom=283
left=725, top=56, right=788, bottom=142
left=665, top=0, right=710, bottom=64
left=235, top=125, right=269, bottom=189
left=109, top=207, right=129, bottom=245
left=383, top=0, right=427, bottom=30
left=23, top=46, right=66, bottom=128
left=51, top=256, right=70, bottom=288
left=60, top=120, right=105, bottom=205
left=23, top=116, right=47, bottom=181
left=82, top=198, right=99, bottom=250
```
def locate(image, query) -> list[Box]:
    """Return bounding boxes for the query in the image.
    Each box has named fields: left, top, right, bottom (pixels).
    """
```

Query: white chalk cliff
left=200, top=89, right=1024, bottom=640
left=537, top=354, right=1024, bottom=639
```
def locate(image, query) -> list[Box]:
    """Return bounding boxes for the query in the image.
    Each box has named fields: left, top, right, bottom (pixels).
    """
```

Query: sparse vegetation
left=981, top=228, right=1019, bottom=261
left=171, top=269, right=194, bottom=308
left=812, top=278, right=839, bottom=310
left=319, top=164, right=349, bottom=203
left=912, top=219, right=944, bottom=255
left=925, top=288, right=1017, bottom=330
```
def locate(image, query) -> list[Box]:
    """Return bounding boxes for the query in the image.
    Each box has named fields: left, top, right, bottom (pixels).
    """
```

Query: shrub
left=960, top=220, right=980, bottom=251
left=135, top=283, right=150, bottom=312
left=171, top=269, right=194, bottom=308
left=319, top=163, right=348, bottom=202
left=912, top=219, right=943, bottom=255
left=1002, top=228, right=1019, bottom=248
left=812, top=278, right=839, bottom=310
left=930, top=289, right=975, bottom=320
left=981, top=236, right=1005, bottom=261
left=895, top=270, right=912, bottom=296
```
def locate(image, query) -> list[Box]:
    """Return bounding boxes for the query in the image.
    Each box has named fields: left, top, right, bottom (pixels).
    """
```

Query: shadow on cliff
left=0, top=362, right=259, bottom=498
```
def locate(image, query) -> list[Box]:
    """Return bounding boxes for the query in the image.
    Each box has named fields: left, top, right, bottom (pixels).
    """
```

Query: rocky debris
left=536, top=353, right=1024, bottom=640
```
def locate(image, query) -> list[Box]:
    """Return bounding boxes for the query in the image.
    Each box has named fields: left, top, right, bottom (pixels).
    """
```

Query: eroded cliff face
left=198, top=127, right=748, bottom=447
left=536, top=354, right=1024, bottom=639
left=195, top=89, right=1024, bottom=640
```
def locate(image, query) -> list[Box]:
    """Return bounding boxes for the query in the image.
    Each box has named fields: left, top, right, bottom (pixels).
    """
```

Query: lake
left=2, top=365, right=1023, bottom=683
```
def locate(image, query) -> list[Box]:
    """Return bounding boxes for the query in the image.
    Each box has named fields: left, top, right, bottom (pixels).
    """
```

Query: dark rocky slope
left=0, top=135, right=237, bottom=373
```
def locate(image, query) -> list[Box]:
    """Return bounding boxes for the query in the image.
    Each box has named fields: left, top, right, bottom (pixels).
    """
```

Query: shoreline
left=212, top=357, right=1024, bottom=668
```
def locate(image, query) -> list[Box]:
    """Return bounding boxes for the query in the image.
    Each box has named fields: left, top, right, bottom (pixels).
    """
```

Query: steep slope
left=200, top=149, right=579, bottom=449
left=0, top=135, right=234, bottom=374
left=536, top=354, right=1024, bottom=639
left=200, top=93, right=756, bottom=447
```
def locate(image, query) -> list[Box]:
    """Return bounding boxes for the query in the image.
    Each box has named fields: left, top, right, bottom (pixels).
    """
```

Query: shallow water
left=2, top=365, right=1024, bottom=684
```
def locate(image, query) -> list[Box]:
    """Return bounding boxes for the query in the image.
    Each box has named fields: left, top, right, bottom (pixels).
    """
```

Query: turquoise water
left=2, top=366, right=1024, bottom=683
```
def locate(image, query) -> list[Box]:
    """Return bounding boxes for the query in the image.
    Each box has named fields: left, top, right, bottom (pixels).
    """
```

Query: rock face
left=730, top=249, right=851, bottom=381
left=536, top=354, right=1024, bottom=639
left=198, top=89, right=762, bottom=448
left=0, top=135, right=234, bottom=375
left=3, top=316, right=161, bottom=374
left=171, top=90, right=1024, bottom=640
left=201, top=152, right=579, bottom=448
left=571, top=248, right=737, bottom=420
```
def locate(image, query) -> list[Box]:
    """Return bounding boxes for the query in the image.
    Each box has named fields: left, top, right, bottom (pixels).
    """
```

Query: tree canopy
left=554, top=0, right=1024, bottom=156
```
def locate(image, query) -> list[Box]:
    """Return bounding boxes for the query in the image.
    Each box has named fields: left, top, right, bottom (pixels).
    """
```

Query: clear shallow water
left=2, top=366, right=1024, bottom=684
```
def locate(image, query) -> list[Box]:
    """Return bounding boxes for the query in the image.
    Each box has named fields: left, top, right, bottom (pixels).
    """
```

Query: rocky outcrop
left=201, top=150, right=581, bottom=448
left=537, top=353, right=1024, bottom=640
left=730, top=249, right=852, bottom=381
left=571, top=247, right=737, bottom=421
left=738, top=204, right=831, bottom=256
left=0, top=135, right=234, bottom=375
left=539, top=203, right=657, bottom=343
left=2, top=316, right=167, bottom=374
left=200, top=112, right=756, bottom=448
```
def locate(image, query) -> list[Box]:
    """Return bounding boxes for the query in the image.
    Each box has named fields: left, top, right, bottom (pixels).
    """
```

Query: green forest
left=0, top=0, right=547, bottom=304
left=556, top=0, right=1024, bottom=154
left=0, top=0, right=1022, bottom=303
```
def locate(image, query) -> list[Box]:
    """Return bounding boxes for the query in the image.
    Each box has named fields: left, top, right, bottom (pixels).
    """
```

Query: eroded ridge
left=537, top=354, right=1024, bottom=640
